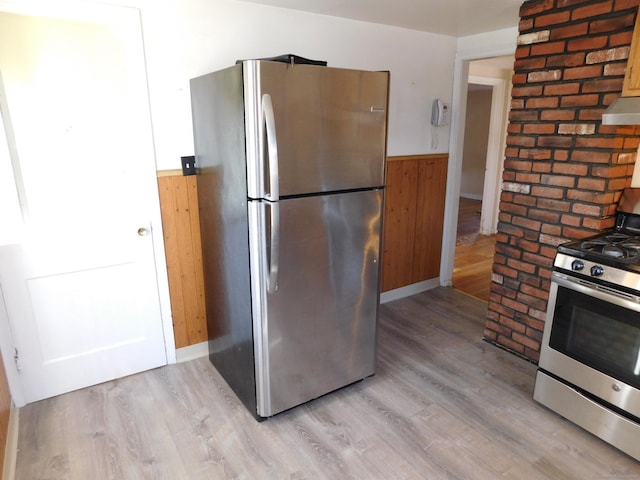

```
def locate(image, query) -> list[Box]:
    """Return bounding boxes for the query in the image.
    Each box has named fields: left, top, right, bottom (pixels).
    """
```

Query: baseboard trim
left=3, top=403, right=18, bottom=480
left=460, top=193, right=483, bottom=201
left=175, top=341, right=209, bottom=363
left=380, top=278, right=440, bottom=304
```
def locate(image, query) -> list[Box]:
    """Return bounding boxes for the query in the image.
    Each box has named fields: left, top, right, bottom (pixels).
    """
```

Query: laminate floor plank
left=301, top=394, right=428, bottom=480
left=331, top=390, right=455, bottom=479
left=148, top=361, right=285, bottom=480
left=15, top=287, right=640, bottom=479
left=379, top=301, right=602, bottom=478
left=18, top=394, right=72, bottom=479
left=65, top=385, right=122, bottom=480
left=270, top=403, right=377, bottom=479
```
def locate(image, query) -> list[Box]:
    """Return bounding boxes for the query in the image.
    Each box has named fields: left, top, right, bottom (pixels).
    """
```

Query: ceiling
left=237, top=0, right=525, bottom=37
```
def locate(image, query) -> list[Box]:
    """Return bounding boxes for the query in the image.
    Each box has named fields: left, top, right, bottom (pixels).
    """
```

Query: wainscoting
left=158, top=155, right=449, bottom=349
left=157, top=171, right=207, bottom=349
left=381, top=154, right=447, bottom=292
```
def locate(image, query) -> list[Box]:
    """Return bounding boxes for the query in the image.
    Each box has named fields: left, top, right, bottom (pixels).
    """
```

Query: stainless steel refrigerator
left=190, top=55, right=389, bottom=418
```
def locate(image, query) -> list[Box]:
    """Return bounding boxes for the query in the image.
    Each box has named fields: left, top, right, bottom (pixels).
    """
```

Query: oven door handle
left=552, top=271, right=640, bottom=312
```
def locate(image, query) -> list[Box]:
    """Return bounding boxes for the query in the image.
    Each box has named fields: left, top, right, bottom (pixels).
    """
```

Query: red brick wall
left=484, top=0, right=640, bottom=361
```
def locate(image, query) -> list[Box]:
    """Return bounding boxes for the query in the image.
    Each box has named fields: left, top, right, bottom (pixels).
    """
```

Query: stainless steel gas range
left=534, top=187, right=640, bottom=461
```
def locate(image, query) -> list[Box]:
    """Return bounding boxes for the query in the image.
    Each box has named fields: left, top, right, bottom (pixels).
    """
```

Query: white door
left=0, top=6, right=168, bottom=404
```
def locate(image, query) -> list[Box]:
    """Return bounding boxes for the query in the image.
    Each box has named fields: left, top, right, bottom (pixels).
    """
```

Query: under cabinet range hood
left=602, top=96, right=640, bottom=125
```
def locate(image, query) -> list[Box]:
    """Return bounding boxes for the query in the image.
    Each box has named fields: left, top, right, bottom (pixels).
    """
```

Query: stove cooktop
left=554, top=188, right=640, bottom=281
left=557, top=231, right=640, bottom=273
left=565, top=231, right=640, bottom=256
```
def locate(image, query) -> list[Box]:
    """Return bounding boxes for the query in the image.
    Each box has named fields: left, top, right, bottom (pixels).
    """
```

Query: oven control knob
left=590, top=265, right=605, bottom=277
left=571, top=259, right=584, bottom=271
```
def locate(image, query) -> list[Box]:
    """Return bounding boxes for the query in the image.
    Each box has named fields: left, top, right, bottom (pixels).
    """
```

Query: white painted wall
left=1, top=0, right=515, bottom=175
left=0, top=0, right=518, bottom=343
left=80, top=0, right=459, bottom=168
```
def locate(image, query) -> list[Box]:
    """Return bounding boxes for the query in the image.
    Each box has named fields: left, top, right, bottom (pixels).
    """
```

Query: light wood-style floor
left=453, top=235, right=496, bottom=302
left=15, top=288, right=638, bottom=479
left=455, top=197, right=483, bottom=239
left=453, top=197, right=496, bottom=302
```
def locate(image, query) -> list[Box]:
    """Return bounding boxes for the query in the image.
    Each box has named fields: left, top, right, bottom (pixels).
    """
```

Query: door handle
left=137, top=227, right=148, bottom=236
left=262, top=94, right=279, bottom=203
left=267, top=201, right=279, bottom=293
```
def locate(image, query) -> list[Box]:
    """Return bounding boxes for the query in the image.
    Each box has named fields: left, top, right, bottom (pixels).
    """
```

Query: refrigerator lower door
left=250, top=189, right=383, bottom=417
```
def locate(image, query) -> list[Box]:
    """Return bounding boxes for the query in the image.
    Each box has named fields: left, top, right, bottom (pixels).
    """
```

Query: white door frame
left=0, top=0, right=176, bottom=405
left=0, top=62, right=27, bottom=407
left=0, top=284, right=23, bottom=406
left=440, top=40, right=516, bottom=287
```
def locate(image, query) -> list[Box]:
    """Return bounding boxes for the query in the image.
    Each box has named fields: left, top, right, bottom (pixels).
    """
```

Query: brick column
left=484, top=0, right=640, bottom=362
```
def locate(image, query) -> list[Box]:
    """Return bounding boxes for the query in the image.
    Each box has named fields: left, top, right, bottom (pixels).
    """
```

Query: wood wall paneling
left=413, top=156, right=448, bottom=283
left=158, top=154, right=447, bottom=346
left=381, top=154, right=448, bottom=292
left=157, top=171, right=207, bottom=349
left=381, top=159, right=418, bottom=291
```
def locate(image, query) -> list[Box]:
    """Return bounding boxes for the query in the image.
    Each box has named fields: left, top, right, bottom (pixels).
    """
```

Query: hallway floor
left=453, top=197, right=495, bottom=302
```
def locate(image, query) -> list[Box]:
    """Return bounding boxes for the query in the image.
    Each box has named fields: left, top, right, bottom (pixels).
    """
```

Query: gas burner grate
left=580, top=234, right=640, bottom=260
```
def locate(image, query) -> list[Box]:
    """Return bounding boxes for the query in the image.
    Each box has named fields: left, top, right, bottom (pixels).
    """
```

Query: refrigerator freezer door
left=244, top=60, right=389, bottom=198
left=251, top=189, right=383, bottom=417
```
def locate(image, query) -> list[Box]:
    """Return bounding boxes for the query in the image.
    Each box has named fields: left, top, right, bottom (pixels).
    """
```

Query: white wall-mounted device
left=431, top=98, right=450, bottom=126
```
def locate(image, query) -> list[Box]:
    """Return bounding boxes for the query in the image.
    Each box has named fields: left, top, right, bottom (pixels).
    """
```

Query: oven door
left=539, top=271, right=640, bottom=419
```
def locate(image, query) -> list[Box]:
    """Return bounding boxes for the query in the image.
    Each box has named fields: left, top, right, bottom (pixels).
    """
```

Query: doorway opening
left=451, top=55, right=513, bottom=302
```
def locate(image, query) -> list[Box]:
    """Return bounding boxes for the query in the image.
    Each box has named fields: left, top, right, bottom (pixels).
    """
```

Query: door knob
left=137, top=227, right=148, bottom=236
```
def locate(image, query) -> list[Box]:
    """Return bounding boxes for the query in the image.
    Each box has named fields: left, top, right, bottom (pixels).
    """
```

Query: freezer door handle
left=267, top=201, right=280, bottom=293
left=262, top=94, right=279, bottom=202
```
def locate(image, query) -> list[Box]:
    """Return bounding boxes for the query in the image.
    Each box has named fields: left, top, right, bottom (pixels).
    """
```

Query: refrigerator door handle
left=267, top=200, right=280, bottom=293
left=262, top=94, right=279, bottom=202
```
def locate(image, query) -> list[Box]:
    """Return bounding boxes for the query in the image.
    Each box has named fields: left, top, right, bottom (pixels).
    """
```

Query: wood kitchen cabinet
left=622, top=9, right=640, bottom=97
left=381, top=154, right=448, bottom=292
